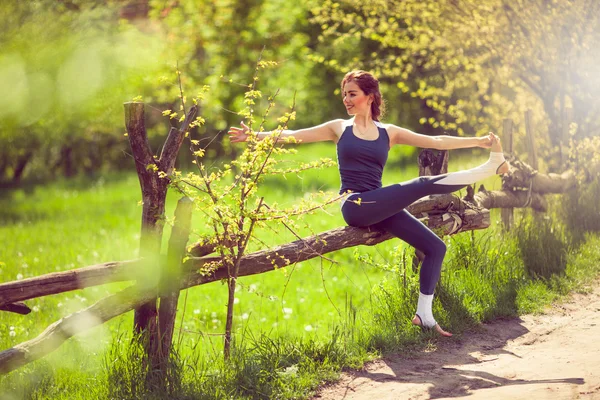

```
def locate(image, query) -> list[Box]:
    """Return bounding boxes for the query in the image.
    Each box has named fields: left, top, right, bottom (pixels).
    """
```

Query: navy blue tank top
left=337, top=121, right=390, bottom=194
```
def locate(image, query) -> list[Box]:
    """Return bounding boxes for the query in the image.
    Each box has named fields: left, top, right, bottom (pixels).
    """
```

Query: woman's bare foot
left=412, top=315, right=453, bottom=337
left=490, top=133, right=509, bottom=174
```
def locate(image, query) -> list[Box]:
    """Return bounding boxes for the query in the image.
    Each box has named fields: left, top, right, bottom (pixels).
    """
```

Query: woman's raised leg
left=341, top=137, right=507, bottom=228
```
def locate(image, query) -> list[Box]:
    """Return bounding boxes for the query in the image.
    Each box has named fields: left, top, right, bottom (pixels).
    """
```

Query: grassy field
left=2, top=143, right=598, bottom=399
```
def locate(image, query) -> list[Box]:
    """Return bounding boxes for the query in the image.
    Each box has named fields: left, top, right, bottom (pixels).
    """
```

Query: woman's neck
left=353, top=114, right=373, bottom=128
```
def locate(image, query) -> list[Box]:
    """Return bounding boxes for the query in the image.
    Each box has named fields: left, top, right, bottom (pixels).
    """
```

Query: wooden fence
left=0, top=104, right=576, bottom=376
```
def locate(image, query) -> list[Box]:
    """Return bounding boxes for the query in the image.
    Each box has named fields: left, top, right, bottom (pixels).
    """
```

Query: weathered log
left=502, top=157, right=576, bottom=194
left=183, top=208, right=489, bottom=287
left=0, top=201, right=488, bottom=308
left=503, top=166, right=577, bottom=194
left=0, top=260, right=140, bottom=307
left=0, top=285, right=154, bottom=375
left=4, top=183, right=557, bottom=310
left=474, top=186, right=548, bottom=212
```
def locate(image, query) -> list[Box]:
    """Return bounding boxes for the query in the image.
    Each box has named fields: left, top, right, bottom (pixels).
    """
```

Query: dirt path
left=315, top=282, right=600, bottom=400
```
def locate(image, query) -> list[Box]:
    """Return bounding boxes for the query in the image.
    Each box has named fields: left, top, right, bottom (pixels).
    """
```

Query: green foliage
left=310, top=0, right=600, bottom=169
left=0, top=1, right=168, bottom=183
left=4, top=0, right=598, bottom=184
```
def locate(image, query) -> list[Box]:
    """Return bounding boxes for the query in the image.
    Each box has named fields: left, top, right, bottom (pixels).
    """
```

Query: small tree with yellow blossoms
left=166, top=58, right=339, bottom=359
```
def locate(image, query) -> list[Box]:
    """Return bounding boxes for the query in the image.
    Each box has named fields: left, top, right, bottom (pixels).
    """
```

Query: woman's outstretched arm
left=386, top=124, right=493, bottom=150
left=228, top=119, right=344, bottom=144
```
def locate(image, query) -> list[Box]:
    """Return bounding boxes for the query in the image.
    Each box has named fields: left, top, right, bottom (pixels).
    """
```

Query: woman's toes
left=435, top=324, right=453, bottom=337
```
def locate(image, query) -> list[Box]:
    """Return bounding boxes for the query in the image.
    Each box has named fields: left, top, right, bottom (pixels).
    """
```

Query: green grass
left=1, top=143, right=599, bottom=399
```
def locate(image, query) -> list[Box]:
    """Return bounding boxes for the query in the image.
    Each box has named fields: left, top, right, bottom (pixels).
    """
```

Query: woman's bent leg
left=374, top=210, right=445, bottom=295
left=374, top=210, right=448, bottom=330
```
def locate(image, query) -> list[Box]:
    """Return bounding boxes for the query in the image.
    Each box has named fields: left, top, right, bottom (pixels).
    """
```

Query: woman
left=228, top=70, right=508, bottom=336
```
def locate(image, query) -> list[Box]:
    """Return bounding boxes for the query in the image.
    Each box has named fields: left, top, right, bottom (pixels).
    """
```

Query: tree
left=309, top=0, right=600, bottom=169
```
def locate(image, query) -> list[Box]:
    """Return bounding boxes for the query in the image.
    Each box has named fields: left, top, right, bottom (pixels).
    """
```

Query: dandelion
left=32, top=306, right=40, bottom=312
left=234, top=297, right=240, bottom=304
left=283, top=308, right=293, bottom=314
left=242, top=313, right=249, bottom=320
left=304, top=325, right=313, bottom=332
left=193, top=309, right=200, bottom=315
left=16, top=273, right=23, bottom=280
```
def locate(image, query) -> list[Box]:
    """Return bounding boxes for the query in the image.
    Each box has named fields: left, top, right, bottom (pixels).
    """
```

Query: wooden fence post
left=525, top=109, right=538, bottom=170
left=124, top=102, right=164, bottom=340
left=501, top=119, right=514, bottom=230
left=123, top=101, right=198, bottom=353
left=155, top=197, right=193, bottom=378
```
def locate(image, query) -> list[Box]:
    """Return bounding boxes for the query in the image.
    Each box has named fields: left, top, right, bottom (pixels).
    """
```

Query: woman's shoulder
left=325, top=118, right=352, bottom=139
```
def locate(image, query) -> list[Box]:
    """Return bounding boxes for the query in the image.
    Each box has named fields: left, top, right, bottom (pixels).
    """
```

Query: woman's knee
left=425, top=237, right=446, bottom=259
left=341, top=206, right=366, bottom=227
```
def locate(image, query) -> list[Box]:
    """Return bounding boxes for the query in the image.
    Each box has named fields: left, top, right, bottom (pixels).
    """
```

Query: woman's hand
left=477, top=133, right=495, bottom=148
left=227, top=121, right=251, bottom=143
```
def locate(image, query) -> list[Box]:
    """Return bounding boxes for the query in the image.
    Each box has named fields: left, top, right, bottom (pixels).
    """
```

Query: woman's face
left=342, top=81, right=371, bottom=117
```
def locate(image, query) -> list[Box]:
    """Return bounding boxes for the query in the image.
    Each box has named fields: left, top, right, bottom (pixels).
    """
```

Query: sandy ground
left=315, top=282, right=600, bottom=400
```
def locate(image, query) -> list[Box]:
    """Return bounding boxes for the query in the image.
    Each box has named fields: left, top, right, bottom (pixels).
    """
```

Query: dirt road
left=315, top=283, right=600, bottom=400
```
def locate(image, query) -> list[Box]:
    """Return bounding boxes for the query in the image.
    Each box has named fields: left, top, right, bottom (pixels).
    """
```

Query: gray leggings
left=341, top=175, right=466, bottom=295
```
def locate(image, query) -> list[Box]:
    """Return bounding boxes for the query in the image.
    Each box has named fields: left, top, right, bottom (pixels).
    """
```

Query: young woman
left=228, top=70, right=508, bottom=336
